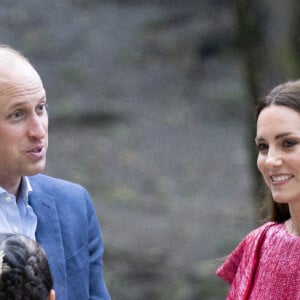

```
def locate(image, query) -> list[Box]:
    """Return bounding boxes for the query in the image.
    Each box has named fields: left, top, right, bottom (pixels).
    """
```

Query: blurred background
left=1, top=0, right=299, bottom=299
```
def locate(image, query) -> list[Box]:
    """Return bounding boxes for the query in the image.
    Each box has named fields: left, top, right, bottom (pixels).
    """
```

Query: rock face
left=1, top=1, right=255, bottom=299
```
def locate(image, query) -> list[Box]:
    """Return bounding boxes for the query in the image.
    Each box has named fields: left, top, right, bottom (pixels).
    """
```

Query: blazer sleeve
left=29, top=174, right=111, bottom=300
left=84, top=189, right=111, bottom=300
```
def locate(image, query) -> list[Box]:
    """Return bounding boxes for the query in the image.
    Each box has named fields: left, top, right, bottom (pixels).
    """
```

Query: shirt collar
left=0, top=176, right=32, bottom=201
left=0, top=186, right=6, bottom=195
left=18, top=176, right=33, bottom=203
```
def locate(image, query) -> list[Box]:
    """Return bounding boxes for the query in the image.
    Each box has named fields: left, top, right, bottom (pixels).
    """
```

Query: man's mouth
left=27, top=147, right=42, bottom=153
left=31, top=147, right=42, bottom=153
left=25, top=146, right=45, bottom=157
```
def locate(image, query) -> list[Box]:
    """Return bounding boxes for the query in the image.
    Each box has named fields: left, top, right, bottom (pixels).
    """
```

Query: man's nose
left=27, top=114, right=48, bottom=139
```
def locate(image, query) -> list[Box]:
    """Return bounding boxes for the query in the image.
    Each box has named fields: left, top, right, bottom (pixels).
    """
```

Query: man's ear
left=48, top=289, right=55, bottom=300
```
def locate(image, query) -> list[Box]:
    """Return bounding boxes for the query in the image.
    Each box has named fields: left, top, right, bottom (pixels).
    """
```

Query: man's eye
left=11, top=111, right=23, bottom=119
left=36, top=103, right=47, bottom=113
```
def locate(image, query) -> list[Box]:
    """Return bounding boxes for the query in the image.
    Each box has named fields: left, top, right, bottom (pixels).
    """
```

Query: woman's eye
left=256, top=143, right=268, bottom=152
left=283, top=140, right=297, bottom=148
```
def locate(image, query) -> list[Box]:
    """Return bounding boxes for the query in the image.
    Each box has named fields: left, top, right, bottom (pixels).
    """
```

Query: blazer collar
left=29, top=188, right=68, bottom=300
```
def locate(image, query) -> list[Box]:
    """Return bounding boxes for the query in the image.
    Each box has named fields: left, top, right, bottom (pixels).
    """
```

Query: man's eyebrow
left=7, top=96, right=46, bottom=110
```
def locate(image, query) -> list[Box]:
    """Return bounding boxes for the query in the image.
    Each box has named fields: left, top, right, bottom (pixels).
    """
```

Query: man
left=0, top=45, right=110, bottom=299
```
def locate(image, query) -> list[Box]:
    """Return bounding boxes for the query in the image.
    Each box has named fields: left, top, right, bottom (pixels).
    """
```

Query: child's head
left=0, top=233, right=55, bottom=300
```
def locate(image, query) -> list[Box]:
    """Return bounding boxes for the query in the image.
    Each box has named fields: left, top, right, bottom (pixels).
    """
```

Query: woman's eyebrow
left=254, top=136, right=265, bottom=143
left=255, top=132, right=300, bottom=143
left=274, top=132, right=293, bottom=140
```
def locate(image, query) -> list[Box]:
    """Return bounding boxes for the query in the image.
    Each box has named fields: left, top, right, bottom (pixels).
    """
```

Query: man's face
left=0, top=53, right=48, bottom=185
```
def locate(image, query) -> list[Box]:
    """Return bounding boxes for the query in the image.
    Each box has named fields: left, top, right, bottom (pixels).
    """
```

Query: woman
left=0, top=233, right=55, bottom=300
left=217, top=79, right=300, bottom=299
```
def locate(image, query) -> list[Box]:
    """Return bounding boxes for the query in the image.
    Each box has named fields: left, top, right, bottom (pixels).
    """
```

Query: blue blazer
left=28, top=174, right=110, bottom=300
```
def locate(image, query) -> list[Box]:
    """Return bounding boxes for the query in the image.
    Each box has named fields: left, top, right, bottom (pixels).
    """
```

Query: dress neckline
left=280, top=221, right=300, bottom=239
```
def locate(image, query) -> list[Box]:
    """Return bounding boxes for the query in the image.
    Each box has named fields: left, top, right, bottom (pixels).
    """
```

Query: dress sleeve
left=216, top=237, right=247, bottom=284
left=216, top=222, right=275, bottom=286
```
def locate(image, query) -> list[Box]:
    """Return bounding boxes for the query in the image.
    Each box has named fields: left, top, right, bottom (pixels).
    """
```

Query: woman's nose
left=265, top=151, right=283, bottom=167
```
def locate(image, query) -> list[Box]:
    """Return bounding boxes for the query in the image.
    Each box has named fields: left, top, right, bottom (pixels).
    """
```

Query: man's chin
left=24, top=163, right=46, bottom=176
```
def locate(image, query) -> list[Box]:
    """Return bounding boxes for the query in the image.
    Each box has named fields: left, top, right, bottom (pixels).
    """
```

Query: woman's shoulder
left=247, top=221, right=277, bottom=239
left=216, top=221, right=278, bottom=284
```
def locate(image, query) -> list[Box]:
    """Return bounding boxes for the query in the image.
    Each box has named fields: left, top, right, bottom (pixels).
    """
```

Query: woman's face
left=256, top=105, right=300, bottom=204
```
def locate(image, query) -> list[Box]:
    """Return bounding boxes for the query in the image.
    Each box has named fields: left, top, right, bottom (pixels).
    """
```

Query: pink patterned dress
left=217, top=222, right=300, bottom=299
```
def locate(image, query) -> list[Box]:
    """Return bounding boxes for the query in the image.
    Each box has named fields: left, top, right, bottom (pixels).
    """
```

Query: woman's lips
left=270, top=174, right=293, bottom=184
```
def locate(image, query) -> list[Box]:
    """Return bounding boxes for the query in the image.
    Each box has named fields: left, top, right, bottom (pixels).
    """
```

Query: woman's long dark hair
left=256, top=79, right=300, bottom=222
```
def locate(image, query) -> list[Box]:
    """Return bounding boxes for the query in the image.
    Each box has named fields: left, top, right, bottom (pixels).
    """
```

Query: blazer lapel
left=29, top=190, right=67, bottom=300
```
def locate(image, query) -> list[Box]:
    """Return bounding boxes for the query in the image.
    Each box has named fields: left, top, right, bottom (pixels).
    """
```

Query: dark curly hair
left=0, top=233, right=53, bottom=300
left=256, top=79, right=300, bottom=223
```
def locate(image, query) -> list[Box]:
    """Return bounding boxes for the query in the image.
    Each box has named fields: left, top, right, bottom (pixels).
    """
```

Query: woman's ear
left=48, top=289, right=55, bottom=300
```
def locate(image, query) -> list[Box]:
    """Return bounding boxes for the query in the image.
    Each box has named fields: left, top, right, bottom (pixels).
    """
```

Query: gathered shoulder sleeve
left=216, top=222, right=276, bottom=285
left=216, top=233, right=248, bottom=284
